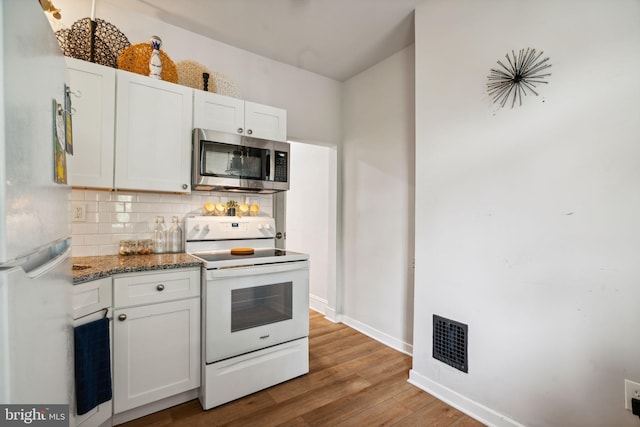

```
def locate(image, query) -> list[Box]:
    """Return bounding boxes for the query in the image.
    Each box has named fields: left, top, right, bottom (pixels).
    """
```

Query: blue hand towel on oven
left=74, top=317, right=112, bottom=415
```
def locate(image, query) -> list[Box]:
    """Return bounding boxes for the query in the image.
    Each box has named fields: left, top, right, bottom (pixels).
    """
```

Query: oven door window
left=231, top=282, right=292, bottom=332
left=201, top=141, right=269, bottom=180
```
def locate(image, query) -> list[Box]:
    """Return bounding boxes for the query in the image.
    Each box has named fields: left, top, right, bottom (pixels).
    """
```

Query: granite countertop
left=72, top=253, right=204, bottom=285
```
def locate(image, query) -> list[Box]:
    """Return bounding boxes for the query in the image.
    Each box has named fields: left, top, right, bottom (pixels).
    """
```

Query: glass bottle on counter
left=168, top=216, right=183, bottom=253
left=153, top=216, right=167, bottom=253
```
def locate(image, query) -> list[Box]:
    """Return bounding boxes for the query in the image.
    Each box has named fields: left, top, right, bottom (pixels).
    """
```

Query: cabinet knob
left=157, top=284, right=165, bottom=291
left=182, top=184, right=188, bottom=190
left=247, top=129, right=253, bottom=135
left=118, top=314, right=127, bottom=321
left=237, top=127, right=243, bottom=134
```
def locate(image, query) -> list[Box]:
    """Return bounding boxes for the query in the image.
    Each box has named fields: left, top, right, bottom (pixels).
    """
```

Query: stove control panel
left=185, top=216, right=276, bottom=241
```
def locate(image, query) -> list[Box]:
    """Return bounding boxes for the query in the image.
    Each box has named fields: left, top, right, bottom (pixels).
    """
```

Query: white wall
left=411, top=1, right=640, bottom=426
left=341, top=46, right=415, bottom=353
left=52, top=0, right=341, bottom=144
left=286, top=141, right=337, bottom=315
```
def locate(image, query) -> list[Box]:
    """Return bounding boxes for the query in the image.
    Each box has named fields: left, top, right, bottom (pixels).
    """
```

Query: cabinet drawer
left=113, top=268, right=200, bottom=308
left=73, top=277, right=112, bottom=320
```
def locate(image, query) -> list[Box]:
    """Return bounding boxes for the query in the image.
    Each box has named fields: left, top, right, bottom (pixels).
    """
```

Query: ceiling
left=102, top=0, right=422, bottom=81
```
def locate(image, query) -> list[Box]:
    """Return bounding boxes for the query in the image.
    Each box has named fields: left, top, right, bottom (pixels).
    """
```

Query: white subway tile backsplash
left=71, top=223, right=99, bottom=235
left=98, top=245, right=119, bottom=256
left=84, top=234, right=112, bottom=245
left=71, top=245, right=98, bottom=257
left=184, top=194, right=202, bottom=204
left=136, top=193, right=162, bottom=203
left=113, top=193, right=136, bottom=202
left=85, top=201, right=99, bottom=212
left=98, top=223, right=118, bottom=234
left=84, top=190, right=112, bottom=202
left=71, top=188, right=274, bottom=256
left=112, top=212, right=133, bottom=223
left=137, top=212, right=160, bottom=223
left=85, top=213, right=102, bottom=223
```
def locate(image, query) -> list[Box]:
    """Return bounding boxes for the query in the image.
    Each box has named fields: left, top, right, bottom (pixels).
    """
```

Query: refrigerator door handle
left=26, top=239, right=71, bottom=279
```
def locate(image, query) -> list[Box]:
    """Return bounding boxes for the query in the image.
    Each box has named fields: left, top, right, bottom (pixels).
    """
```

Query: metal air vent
left=433, top=315, right=468, bottom=373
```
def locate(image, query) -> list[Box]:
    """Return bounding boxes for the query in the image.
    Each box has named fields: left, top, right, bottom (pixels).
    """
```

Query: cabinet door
left=112, top=297, right=200, bottom=413
left=115, top=70, right=192, bottom=192
left=193, top=90, right=245, bottom=135
left=66, top=58, right=116, bottom=188
left=244, top=101, right=287, bottom=142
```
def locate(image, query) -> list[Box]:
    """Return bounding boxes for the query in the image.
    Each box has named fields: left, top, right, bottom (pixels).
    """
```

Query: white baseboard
left=340, top=315, right=413, bottom=356
left=408, top=370, right=524, bottom=427
left=324, top=307, right=339, bottom=323
left=309, top=294, right=328, bottom=315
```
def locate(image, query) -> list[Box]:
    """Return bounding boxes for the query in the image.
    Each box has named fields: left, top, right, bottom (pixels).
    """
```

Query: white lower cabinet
left=112, top=268, right=200, bottom=415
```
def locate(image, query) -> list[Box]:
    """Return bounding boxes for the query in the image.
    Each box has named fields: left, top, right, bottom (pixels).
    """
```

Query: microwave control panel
left=274, top=151, right=288, bottom=182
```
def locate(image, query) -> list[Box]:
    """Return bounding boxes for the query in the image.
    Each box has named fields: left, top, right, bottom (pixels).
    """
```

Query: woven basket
left=176, top=60, right=217, bottom=92
left=212, top=71, right=239, bottom=98
left=55, top=18, right=130, bottom=68
left=117, top=43, right=178, bottom=83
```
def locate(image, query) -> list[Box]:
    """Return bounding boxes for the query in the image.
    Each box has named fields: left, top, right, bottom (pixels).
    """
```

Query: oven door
left=204, top=260, right=309, bottom=364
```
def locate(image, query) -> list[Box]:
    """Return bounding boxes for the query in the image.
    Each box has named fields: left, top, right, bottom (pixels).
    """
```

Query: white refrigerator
left=0, top=0, right=72, bottom=405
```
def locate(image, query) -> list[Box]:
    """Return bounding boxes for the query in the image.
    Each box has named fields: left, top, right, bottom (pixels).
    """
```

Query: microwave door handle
left=266, top=151, right=271, bottom=180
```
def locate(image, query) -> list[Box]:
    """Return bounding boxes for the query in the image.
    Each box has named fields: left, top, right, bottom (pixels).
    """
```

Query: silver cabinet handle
left=118, top=314, right=127, bottom=321
left=182, top=184, right=188, bottom=190
left=157, top=284, right=165, bottom=291
left=247, top=129, right=253, bottom=135
left=237, top=127, right=243, bottom=134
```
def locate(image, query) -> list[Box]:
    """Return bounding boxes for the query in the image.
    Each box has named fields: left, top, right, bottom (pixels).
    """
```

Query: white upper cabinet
left=66, top=57, right=116, bottom=189
left=193, top=91, right=244, bottom=135
left=244, top=101, right=287, bottom=142
left=193, top=91, right=287, bottom=142
left=115, top=70, right=193, bottom=193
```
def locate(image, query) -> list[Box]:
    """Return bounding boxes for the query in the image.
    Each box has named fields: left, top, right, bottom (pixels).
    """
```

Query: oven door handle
left=207, top=261, right=309, bottom=279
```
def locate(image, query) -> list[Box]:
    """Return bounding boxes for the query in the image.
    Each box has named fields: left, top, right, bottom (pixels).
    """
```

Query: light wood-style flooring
left=122, top=311, right=484, bottom=426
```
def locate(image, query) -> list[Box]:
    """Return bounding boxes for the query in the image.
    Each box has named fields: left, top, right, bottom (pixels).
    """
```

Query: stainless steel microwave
left=192, top=128, right=290, bottom=193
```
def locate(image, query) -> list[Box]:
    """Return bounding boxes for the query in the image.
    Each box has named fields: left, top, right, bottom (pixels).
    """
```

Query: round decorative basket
left=212, top=71, right=240, bottom=98
left=176, top=60, right=217, bottom=92
left=117, top=43, right=178, bottom=83
left=55, top=18, right=130, bottom=68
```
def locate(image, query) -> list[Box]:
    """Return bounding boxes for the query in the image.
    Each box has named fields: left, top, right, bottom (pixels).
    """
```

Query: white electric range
left=185, top=215, right=310, bottom=410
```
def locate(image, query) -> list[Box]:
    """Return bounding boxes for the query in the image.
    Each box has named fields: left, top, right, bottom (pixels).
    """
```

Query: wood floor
left=122, top=311, right=485, bottom=426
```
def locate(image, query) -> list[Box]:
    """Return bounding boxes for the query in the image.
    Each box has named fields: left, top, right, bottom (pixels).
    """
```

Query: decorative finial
left=203, top=73, right=210, bottom=91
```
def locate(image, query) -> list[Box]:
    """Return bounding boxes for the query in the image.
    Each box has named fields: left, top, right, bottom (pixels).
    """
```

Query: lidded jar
left=119, top=240, right=135, bottom=256
left=138, top=239, right=153, bottom=255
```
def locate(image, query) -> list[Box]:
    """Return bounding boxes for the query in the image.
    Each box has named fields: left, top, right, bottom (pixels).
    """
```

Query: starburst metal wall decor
left=487, top=48, right=552, bottom=108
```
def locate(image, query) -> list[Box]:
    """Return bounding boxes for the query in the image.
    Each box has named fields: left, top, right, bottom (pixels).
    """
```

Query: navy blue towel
left=74, top=317, right=112, bottom=416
